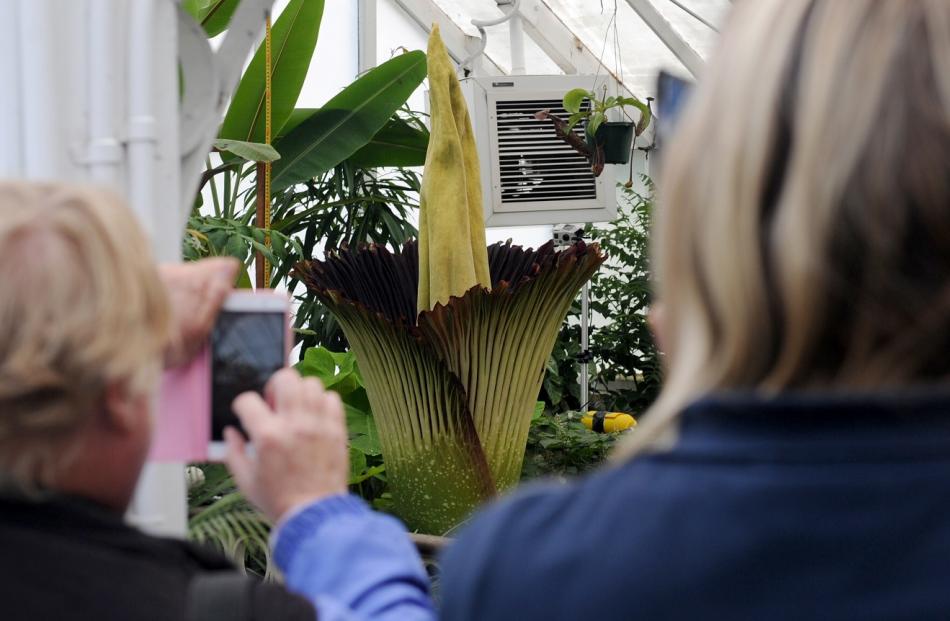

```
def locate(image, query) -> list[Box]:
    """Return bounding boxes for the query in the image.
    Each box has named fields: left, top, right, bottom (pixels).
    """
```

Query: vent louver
left=493, top=99, right=596, bottom=204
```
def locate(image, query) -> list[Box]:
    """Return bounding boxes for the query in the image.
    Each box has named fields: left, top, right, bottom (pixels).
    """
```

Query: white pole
left=357, top=0, right=378, bottom=73
left=0, top=3, right=24, bottom=175
left=128, top=0, right=157, bottom=236
left=580, top=282, right=589, bottom=409
left=508, top=12, right=526, bottom=75
left=17, top=0, right=60, bottom=178
left=125, top=0, right=190, bottom=538
left=87, top=0, right=122, bottom=184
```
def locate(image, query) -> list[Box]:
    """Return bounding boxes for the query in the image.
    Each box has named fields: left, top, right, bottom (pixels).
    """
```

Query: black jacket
left=441, top=391, right=950, bottom=620
left=0, top=492, right=315, bottom=620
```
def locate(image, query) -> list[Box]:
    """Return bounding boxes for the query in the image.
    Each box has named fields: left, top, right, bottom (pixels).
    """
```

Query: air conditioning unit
left=460, top=75, right=625, bottom=227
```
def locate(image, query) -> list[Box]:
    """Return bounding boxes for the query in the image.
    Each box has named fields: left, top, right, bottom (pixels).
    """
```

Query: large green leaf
left=347, top=117, right=429, bottom=168
left=346, top=405, right=382, bottom=456
left=219, top=0, right=325, bottom=144
left=213, top=139, right=280, bottom=162
left=182, top=0, right=242, bottom=37
left=270, top=51, right=427, bottom=192
left=276, top=108, right=317, bottom=141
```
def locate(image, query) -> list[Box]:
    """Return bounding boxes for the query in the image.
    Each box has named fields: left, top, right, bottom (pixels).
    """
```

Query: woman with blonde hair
left=432, top=0, right=950, bottom=618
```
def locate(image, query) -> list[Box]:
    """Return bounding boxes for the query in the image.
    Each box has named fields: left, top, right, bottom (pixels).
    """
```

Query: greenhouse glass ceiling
left=425, top=0, right=731, bottom=97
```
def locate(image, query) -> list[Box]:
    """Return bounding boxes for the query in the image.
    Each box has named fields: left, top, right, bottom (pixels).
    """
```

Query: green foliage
left=187, top=464, right=274, bottom=579
left=295, top=347, right=387, bottom=500
left=562, top=87, right=652, bottom=138
left=347, top=114, right=430, bottom=169
left=213, top=139, right=281, bottom=163
left=182, top=0, right=241, bottom=37
left=189, top=115, right=424, bottom=347
left=587, top=182, right=662, bottom=414
left=281, top=160, right=422, bottom=352
left=219, top=0, right=326, bottom=143
left=540, top=319, right=581, bottom=411
left=521, top=408, right=619, bottom=479
left=271, top=51, right=428, bottom=192
left=540, top=181, right=662, bottom=416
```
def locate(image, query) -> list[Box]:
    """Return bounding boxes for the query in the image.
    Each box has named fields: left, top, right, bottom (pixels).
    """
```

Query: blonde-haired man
left=0, top=182, right=433, bottom=620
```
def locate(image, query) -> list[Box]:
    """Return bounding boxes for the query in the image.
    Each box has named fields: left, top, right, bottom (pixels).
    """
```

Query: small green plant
left=562, top=87, right=651, bottom=138
left=540, top=180, right=662, bottom=416
left=521, top=407, right=621, bottom=480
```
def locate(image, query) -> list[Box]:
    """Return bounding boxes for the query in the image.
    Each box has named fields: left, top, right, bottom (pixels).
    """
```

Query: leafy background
left=181, top=1, right=660, bottom=576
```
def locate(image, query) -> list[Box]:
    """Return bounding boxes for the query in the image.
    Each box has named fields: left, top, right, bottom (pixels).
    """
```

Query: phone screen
left=655, top=71, right=694, bottom=161
left=210, top=310, right=286, bottom=441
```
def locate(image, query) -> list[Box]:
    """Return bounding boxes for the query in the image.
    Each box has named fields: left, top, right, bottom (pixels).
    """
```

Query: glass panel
left=426, top=0, right=733, bottom=96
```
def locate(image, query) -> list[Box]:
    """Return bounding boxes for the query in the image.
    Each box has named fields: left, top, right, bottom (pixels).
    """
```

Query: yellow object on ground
left=416, top=24, right=491, bottom=314
left=582, top=411, right=637, bottom=433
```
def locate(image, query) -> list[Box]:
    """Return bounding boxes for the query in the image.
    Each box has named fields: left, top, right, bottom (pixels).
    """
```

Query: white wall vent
left=460, top=75, right=621, bottom=227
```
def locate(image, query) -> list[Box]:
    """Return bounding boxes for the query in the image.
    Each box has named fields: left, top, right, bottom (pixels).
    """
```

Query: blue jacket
left=276, top=392, right=950, bottom=620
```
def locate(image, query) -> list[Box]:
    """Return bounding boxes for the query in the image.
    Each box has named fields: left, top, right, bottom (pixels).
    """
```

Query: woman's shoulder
left=438, top=462, right=663, bottom=620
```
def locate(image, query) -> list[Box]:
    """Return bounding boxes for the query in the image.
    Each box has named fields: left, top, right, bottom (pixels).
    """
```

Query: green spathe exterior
left=296, top=241, right=603, bottom=533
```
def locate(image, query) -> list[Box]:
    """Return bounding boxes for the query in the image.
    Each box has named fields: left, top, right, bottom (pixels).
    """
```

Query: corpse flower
left=293, top=26, right=604, bottom=533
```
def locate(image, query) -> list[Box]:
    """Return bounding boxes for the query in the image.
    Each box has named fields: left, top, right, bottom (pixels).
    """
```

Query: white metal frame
left=624, top=0, right=705, bottom=77
left=382, top=0, right=709, bottom=85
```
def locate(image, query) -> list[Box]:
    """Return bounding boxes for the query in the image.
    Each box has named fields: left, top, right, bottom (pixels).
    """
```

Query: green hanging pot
left=588, top=122, right=635, bottom=165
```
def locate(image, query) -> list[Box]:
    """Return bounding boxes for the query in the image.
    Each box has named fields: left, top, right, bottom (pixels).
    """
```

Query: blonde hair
left=620, top=0, right=950, bottom=455
left=0, top=182, right=170, bottom=484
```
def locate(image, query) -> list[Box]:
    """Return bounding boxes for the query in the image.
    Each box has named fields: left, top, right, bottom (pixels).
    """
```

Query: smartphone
left=207, top=291, right=290, bottom=460
left=655, top=70, right=694, bottom=164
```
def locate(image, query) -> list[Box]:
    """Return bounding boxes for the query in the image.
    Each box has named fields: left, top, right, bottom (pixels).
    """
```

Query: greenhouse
left=1, top=1, right=949, bottom=619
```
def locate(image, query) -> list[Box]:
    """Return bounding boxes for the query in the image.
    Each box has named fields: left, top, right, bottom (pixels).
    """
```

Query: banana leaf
left=270, top=51, right=427, bottom=192
left=182, top=0, right=241, bottom=37
left=219, top=0, right=325, bottom=143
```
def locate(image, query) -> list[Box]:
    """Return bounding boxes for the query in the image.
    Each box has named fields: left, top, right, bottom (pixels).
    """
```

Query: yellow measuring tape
left=263, top=11, right=273, bottom=288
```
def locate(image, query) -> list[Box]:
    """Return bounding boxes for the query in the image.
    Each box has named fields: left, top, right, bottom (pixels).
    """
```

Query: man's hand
left=225, top=368, right=350, bottom=523
left=159, top=258, right=239, bottom=368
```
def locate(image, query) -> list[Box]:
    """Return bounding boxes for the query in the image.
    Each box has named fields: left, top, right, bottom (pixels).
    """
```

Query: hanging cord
left=591, top=0, right=618, bottom=94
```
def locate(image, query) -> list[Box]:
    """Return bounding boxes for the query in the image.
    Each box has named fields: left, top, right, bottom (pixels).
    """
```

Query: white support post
left=391, top=0, right=506, bottom=75
left=128, top=0, right=273, bottom=537
left=624, top=0, right=704, bottom=77
left=506, top=6, right=526, bottom=75
left=358, top=0, right=378, bottom=73
left=580, top=282, right=590, bottom=409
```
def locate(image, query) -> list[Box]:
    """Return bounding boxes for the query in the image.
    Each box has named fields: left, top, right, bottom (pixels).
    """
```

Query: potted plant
left=562, top=87, right=652, bottom=165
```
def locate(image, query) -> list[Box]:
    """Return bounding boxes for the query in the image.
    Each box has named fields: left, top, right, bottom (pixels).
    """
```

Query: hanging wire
left=592, top=0, right=619, bottom=93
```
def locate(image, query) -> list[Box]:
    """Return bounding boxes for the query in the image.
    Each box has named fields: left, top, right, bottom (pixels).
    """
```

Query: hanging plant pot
left=588, top=122, right=635, bottom=165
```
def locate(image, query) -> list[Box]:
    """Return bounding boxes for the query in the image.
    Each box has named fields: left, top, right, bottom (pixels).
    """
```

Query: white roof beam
left=519, top=0, right=640, bottom=98
left=390, top=0, right=507, bottom=76
left=624, top=0, right=704, bottom=77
